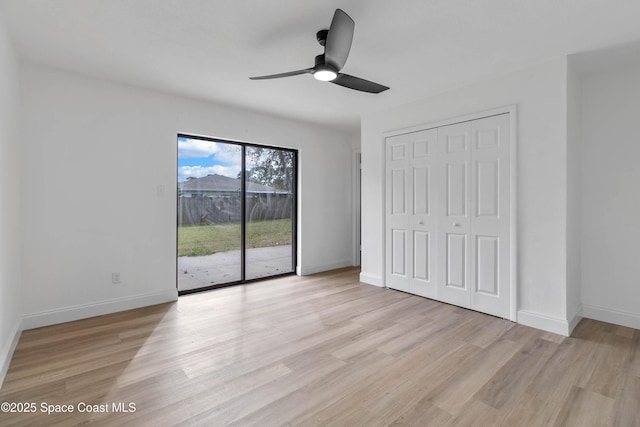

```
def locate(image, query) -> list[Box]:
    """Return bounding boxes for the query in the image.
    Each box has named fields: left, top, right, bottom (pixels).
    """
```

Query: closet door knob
left=453, top=222, right=460, bottom=227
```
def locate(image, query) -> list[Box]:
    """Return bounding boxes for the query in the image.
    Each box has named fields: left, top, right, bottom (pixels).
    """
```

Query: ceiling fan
left=249, top=9, right=389, bottom=94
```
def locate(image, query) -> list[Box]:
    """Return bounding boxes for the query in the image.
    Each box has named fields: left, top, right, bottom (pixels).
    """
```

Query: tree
left=239, top=147, right=294, bottom=191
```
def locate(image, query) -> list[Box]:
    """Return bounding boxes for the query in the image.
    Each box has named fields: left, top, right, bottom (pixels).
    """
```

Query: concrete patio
left=177, top=244, right=293, bottom=291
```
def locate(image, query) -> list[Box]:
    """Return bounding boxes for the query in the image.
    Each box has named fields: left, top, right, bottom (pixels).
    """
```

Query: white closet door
left=385, top=112, right=511, bottom=319
left=386, top=129, right=439, bottom=296
left=408, top=129, right=438, bottom=298
left=386, top=134, right=410, bottom=292
left=470, top=114, right=510, bottom=318
left=437, top=121, right=472, bottom=308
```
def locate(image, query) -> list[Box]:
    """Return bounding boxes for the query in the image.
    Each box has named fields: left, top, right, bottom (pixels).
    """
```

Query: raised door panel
left=411, top=131, right=433, bottom=158
left=391, top=229, right=407, bottom=276
left=446, top=233, right=467, bottom=289
left=476, top=160, right=499, bottom=218
left=413, top=166, right=430, bottom=216
left=391, top=169, right=407, bottom=215
left=413, top=231, right=430, bottom=282
left=476, top=236, right=498, bottom=296
left=446, top=162, right=468, bottom=217
left=446, top=134, right=468, bottom=153
left=391, top=141, right=408, bottom=161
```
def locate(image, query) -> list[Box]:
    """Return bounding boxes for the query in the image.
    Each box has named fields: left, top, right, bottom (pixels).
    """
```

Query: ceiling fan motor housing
left=316, top=29, right=329, bottom=46
left=314, top=54, right=337, bottom=72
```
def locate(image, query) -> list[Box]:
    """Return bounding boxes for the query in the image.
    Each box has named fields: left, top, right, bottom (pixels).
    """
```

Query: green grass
left=178, top=219, right=292, bottom=257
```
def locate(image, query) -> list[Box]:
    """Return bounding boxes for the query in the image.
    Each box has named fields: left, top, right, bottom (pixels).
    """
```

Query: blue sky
left=177, top=137, right=242, bottom=182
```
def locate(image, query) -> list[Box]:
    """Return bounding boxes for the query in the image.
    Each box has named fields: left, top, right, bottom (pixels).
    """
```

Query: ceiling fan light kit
left=314, top=69, right=338, bottom=81
left=313, top=54, right=337, bottom=81
left=250, top=9, right=389, bottom=94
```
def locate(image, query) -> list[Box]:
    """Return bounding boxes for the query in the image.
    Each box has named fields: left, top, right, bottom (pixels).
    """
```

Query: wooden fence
left=178, top=193, right=293, bottom=226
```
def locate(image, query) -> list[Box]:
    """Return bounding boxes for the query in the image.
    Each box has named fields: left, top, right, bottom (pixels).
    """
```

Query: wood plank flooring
left=1, top=267, right=638, bottom=426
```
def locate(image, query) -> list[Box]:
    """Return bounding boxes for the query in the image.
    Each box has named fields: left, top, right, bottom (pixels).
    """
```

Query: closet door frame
left=383, top=105, right=517, bottom=321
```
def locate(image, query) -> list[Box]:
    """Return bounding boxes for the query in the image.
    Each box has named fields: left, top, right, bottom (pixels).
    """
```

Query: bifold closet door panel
left=436, top=121, right=472, bottom=309
left=470, top=114, right=510, bottom=318
left=385, top=128, right=439, bottom=296
left=408, top=128, right=438, bottom=298
left=386, top=133, right=411, bottom=292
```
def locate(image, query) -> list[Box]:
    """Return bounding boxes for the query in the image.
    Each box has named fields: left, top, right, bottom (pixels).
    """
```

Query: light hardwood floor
left=1, top=268, right=638, bottom=426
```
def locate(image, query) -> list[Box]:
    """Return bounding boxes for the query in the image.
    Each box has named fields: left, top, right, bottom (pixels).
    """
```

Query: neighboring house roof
left=179, top=174, right=286, bottom=194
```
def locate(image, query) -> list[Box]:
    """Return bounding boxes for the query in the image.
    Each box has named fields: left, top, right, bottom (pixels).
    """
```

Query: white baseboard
left=298, top=260, right=352, bottom=276
left=517, top=310, right=572, bottom=336
left=0, top=318, right=23, bottom=388
left=583, top=304, right=640, bottom=330
left=359, top=272, right=384, bottom=287
left=567, top=306, right=583, bottom=336
left=22, top=289, right=178, bottom=330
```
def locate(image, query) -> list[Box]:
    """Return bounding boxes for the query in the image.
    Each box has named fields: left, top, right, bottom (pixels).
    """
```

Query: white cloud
left=215, top=146, right=242, bottom=163
left=178, top=138, right=220, bottom=159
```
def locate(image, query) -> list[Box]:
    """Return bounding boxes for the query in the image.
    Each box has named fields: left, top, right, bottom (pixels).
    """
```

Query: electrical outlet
left=157, top=184, right=165, bottom=197
left=112, top=273, right=121, bottom=284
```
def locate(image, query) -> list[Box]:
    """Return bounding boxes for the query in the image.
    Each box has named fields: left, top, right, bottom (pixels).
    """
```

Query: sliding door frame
left=177, top=133, right=298, bottom=295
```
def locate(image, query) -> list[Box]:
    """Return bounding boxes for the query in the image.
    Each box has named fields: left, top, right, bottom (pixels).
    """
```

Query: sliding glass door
left=245, top=146, right=295, bottom=280
left=177, top=135, right=296, bottom=293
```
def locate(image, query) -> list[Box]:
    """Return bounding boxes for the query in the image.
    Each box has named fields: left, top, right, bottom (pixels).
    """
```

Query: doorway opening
left=177, top=134, right=297, bottom=294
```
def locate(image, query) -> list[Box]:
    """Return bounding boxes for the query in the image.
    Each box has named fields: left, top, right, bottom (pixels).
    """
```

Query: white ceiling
left=2, top=0, right=640, bottom=132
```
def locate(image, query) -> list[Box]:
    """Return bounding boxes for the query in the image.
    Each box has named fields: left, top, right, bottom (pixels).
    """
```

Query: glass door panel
left=245, top=147, right=295, bottom=280
left=177, top=137, right=242, bottom=291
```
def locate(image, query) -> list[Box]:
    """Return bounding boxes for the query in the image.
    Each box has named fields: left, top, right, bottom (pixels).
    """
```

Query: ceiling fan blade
left=332, top=73, right=389, bottom=94
left=324, top=9, right=354, bottom=71
left=249, top=68, right=314, bottom=80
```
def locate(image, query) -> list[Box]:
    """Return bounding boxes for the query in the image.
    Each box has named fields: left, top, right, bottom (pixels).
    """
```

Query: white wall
left=361, top=58, right=573, bottom=334
left=19, top=63, right=354, bottom=328
left=566, top=60, right=583, bottom=332
left=580, top=60, right=640, bottom=329
left=0, top=11, right=22, bottom=385
left=350, top=130, right=362, bottom=266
